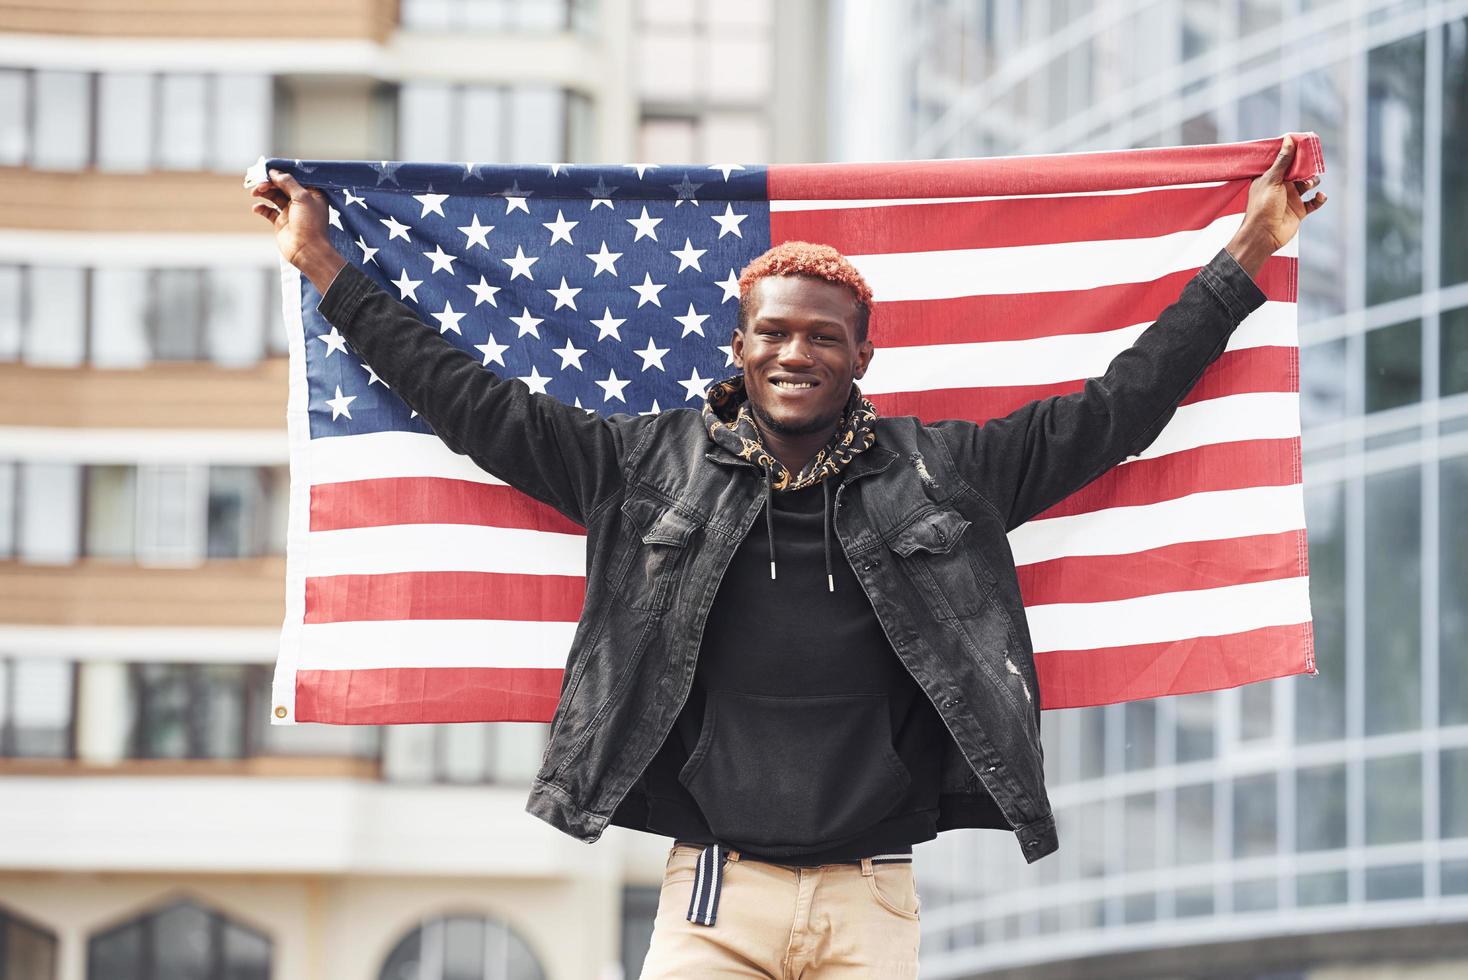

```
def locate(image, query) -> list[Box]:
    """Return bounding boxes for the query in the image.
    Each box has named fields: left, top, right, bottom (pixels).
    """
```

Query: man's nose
left=777, top=337, right=816, bottom=365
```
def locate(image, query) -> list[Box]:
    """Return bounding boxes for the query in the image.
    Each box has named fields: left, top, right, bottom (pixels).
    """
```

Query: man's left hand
left=1225, top=134, right=1326, bottom=278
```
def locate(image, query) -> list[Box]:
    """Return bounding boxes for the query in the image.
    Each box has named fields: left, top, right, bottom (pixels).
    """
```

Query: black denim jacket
left=317, top=247, right=1267, bottom=862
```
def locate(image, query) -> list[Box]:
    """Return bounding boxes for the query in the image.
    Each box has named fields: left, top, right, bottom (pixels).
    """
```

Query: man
left=251, top=137, right=1323, bottom=977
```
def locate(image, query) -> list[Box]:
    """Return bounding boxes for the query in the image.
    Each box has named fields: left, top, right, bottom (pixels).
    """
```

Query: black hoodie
left=609, top=381, right=949, bottom=863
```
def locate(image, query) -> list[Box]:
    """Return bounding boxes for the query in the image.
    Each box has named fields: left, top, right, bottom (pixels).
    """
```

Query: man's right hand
left=250, top=168, right=347, bottom=294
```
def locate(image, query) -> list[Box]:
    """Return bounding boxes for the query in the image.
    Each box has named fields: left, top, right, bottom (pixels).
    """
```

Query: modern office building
left=827, top=0, right=1468, bottom=976
left=0, top=2, right=827, bottom=978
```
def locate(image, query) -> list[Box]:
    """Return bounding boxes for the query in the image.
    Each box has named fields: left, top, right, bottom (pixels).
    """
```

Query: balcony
left=0, top=168, right=266, bottom=235
left=0, top=0, right=400, bottom=42
left=0, top=557, right=286, bottom=626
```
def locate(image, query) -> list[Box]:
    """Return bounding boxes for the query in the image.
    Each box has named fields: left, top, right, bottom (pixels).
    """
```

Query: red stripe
left=864, top=257, right=1296, bottom=348
left=311, top=477, right=583, bottom=534
left=771, top=183, right=1248, bottom=255
left=768, top=133, right=1325, bottom=200
left=1017, top=531, right=1306, bottom=606
left=1033, top=622, right=1314, bottom=709
left=868, top=345, right=1297, bottom=423
left=305, top=571, right=585, bottom=624
left=1030, top=437, right=1301, bottom=521
left=294, top=666, right=563, bottom=724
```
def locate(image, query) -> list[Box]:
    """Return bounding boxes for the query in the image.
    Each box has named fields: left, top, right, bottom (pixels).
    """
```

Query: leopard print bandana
left=701, top=373, right=879, bottom=491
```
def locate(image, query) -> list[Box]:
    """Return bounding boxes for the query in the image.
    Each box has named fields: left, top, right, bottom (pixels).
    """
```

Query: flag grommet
left=274, top=706, right=288, bottom=719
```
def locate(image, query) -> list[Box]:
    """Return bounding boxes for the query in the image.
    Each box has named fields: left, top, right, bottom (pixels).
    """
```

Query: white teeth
left=773, top=380, right=814, bottom=389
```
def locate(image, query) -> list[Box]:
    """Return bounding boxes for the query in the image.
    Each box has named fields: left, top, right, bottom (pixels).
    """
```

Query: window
left=397, top=83, right=577, bottom=164
left=1443, top=747, right=1468, bottom=840
left=0, top=906, right=59, bottom=980
left=1296, top=764, right=1347, bottom=852
left=378, top=914, right=546, bottom=980
left=1443, top=306, right=1468, bottom=398
left=1364, top=465, right=1421, bottom=735
left=0, top=658, right=75, bottom=759
left=22, top=267, right=86, bottom=367
left=87, top=899, right=270, bottom=980
left=382, top=722, right=546, bottom=785
left=1364, top=318, right=1422, bottom=413
left=127, top=664, right=255, bottom=760
left=1442, top=19, right=1468, bottom=287
left=7, top=70, right=271, bottom=173
left=399, top=0, right=577, bottom=31
left=17, top=462, right=81, bottom=565
left=1233, top=774, right=1277, bottom=858
left=1175, top=782, right=1214, bottom=865
left=0, top=462, right=14, bottom=558
left=1299, top=483, right=1346, bottom=742
left=1365, top=754, right=1422, bottom=845
left=1365, top=35, right=1425, bottom=306
left=1443, top=453, right=1468, bottom=725
left=1174, top=692, right=1215, bottom=762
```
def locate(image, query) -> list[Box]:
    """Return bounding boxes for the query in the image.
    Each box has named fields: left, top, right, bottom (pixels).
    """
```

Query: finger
left=1293, top=175, right=1321, bottom=195
left=269, top=168, right=312, bottom=202
left=252, top=184, right=290, bottom=210
left=1264, top=135, right=1296, bottom=180
left=1304, top=192, right=1327, bottom=214
left=251, top=201, right=284, bottom=225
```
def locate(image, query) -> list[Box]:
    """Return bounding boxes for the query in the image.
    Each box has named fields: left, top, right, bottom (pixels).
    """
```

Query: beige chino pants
left=640, top=841, right=922, bottom=978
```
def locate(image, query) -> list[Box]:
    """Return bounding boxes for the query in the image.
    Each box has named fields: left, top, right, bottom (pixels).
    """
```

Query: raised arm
left=250, top=168, right=643, bottom=527
left=933, top=135, right=1326, bottom=531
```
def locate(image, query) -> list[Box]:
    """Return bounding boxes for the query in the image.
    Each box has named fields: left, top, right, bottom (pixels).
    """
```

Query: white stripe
left=691, top=848, right=709, bottom=923
left=1024, top=576, right=1313, bottom=653
left=1009, top=484, right=1307, bottom=567
left=305, top=524, right=587, bottom=577
left=296, top=619, right=575, bottom=670
left=310, top=430, right=508, bottom=485
left=860, top=301, right=1295, bottom=393
left=1129, top=392, right=1300, bottom=461
left=769, top=180, right=1232, bottom=211
left=848, top=214, right=1298, bottom=301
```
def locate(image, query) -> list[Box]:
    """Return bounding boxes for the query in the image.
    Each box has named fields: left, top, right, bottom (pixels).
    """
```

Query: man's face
left=731, top=275, right=875, bottom=438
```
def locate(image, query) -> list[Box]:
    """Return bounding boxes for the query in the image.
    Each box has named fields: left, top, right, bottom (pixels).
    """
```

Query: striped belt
left=680, top=841, right=914, bottom=927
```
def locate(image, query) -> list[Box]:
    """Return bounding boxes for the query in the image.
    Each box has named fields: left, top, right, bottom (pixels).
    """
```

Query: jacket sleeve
left=315, top=261, right=647, bottom=527
left=933, top=247, right=1269, bottom=531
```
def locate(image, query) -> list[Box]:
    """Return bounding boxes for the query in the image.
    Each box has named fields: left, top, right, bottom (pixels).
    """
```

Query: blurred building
left=0, top=1, right=827, bottom=978
left=828, top=0, right=1468, bottom=977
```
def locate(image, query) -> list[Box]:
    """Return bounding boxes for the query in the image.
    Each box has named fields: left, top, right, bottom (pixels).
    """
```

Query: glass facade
left=837, top=0, right=1468, bottom=972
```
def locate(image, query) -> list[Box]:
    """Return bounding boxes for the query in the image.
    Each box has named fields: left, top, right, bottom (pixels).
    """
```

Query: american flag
left=256, top=134, right=1323, bottom=726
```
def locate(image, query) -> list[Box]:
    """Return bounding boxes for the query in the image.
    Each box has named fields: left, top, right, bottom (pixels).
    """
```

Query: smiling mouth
left=771, top=379, right=817, bottom=389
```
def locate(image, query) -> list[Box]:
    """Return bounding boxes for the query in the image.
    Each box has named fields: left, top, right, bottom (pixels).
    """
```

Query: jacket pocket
left=616, top=490, right=699, bottom=612
left=678, top=690, right=911, bottom=849
left=886, top=507, right=992, bottom=619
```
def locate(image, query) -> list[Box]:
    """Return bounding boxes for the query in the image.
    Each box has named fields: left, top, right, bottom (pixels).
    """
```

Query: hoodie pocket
left=677, top=690, right=912, bottom=849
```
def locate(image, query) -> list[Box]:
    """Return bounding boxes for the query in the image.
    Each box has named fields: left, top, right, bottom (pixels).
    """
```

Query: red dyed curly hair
left=737, top=240, right=873, bottom=342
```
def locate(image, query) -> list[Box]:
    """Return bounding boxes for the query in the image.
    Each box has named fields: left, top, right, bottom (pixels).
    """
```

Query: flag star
left=354, top=236, right=378, bottom=265
left=585, top=241, right=623, bottom=277
left=542, top=209, right=578, bottom=245
left=474, top=332, right=509, bottom=366
left=634, top=337, right=670, bottom=372
left=325, top=384, right=357, bottom=419
left=372, top=160, right=401, bottom=186
left=591, top=307, right=626, bottom=342
left=414, top=191, right=449, bottom=218
left=553, top=337, right=587, bottom=371
left=315, top=326, right=349, bottom=358
left=431, top=299, right=466, bottom=335
left=343, top=188, right=368, bottom=208
left=392, top=269, right=422, bottom=301
left=510, top=306, right=544, bottom=339
left=626, top=206, right=662, bottom=242
left=520, top=365, right=552, bottom=395
left=673, top=172, right=703, bottom=206
left=670, top=238, right=707, bottom=272
left=380, top=215, right=412, bottom=242
left=596, top=368, right=632, bottom=403
left=328, top=205, right=342, bottom=229
left=423, top=244, right=458, bottom=274
left=467, top=275, right=501, bottom=307
left=458, top=214, right=494, bottom=250
left=463, top=161, right=489, bottom=181
left=546, top=276, right=582, bottom=311
left=502, top=245, right=539, bottom=281
left=547, top=162, right=570, bottom=176
left=716, top=268, right=741, bottom=302
left=639, top=399, right=662, bottom=416
left=631, top=272, right=667, bottom=308
left=674, top=303, right=710, bottom=337
left=718, top=344, right=735, bottom=366
left=709, top=164, right=746, bottom=181
left=498, top=180, right=532, bottom=213
left=584, top=175, right=618, bottom=209
left=626, top=163, right=659, bottom=178
left=712, top=204, right=748, bottom=238
left=677, top=368, right=712, bottom=402
left=362, top=361, right=388, bottom=387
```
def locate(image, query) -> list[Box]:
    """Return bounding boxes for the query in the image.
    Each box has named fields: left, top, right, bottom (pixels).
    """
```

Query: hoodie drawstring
left=822, top=478, right=834, bottom=593
left=762, top=461, right=836, bottom=593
